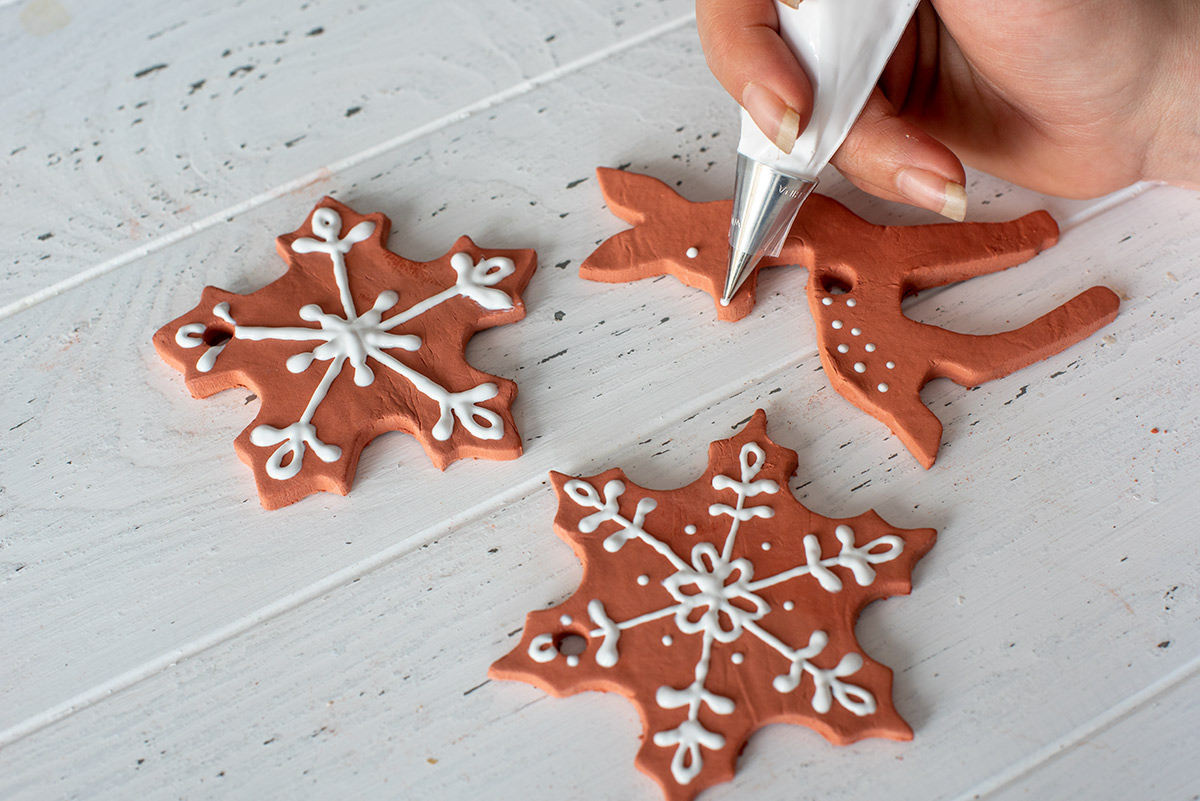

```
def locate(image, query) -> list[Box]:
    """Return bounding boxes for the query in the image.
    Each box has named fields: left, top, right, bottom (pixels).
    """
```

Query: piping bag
left=722, top=0, right=921, bottom=304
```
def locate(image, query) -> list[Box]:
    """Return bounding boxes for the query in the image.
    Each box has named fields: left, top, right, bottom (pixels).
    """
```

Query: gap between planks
left=0, top=11, right=699, bottom=323
left=949, top=649, right=1200, bottom=800
left=0, top=337, right=804, bottom=749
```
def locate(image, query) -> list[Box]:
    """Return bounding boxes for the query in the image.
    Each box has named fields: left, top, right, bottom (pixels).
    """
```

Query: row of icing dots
left=820, top=292, right=892, bottom=393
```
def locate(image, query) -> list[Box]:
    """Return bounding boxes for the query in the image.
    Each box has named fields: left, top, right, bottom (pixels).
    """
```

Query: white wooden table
left=3, top=1, right=1197, bottom=798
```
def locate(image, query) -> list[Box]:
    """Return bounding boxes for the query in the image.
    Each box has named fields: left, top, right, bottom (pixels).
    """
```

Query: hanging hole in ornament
left=554, top=633, right=587, bottom=657
left=819, top=273, right=853, bottom=296
left=203, top=327, right=232, bottom=347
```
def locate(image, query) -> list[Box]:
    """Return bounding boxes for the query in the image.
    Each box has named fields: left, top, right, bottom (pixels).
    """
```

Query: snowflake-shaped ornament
left=491, top=410, right=936, bottom=801
left=154, top=197, right=536, bottom=509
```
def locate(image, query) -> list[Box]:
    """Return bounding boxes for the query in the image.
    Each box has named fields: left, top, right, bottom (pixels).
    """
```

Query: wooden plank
left=984, top=666, right=1200, bottom=801
left=0, top=0, right=695, bottom=309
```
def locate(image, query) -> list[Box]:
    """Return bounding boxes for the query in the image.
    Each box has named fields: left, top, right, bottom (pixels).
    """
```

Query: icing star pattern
left=154, top=197, right=537, bottom=509
left=491, top=410, right=936, bottom=801
left=581, top=168, right=1120, bottom=467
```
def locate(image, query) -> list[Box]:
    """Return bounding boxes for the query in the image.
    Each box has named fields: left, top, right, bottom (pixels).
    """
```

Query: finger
left=830, top=86, right=968, bottom=220
left=696, top=0, right=813, bottom=153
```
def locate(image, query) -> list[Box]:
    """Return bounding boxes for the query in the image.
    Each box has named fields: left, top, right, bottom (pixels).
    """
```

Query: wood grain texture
left=0, top=0, right=695, bottom=309
left=1, top=2, right=1198, bottom=799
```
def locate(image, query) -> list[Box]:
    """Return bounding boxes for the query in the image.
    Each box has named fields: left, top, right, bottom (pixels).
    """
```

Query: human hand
left=697, top=0, right=1200, bottom=218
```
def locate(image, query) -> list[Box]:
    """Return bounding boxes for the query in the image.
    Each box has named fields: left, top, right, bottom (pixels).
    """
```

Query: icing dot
left=846, top=298, right=857, bottom=307
left=686, top=246, right=699, bottom=259
left=684, top=525, right=697, bottom=535
left=559, top=615, right=573, bottom=626
left=831, top=320, right=843, bottom=330
left=662, top=635, right=673, bottom=647
left=886, top=361, right=895, bottom=369
left=783, top=601, right=795, bottom=611
left=731, top=653, right=745, bottom=665
left=637, top=574, right=650, bottom=586
left=567, top=655, right=580, bottom=667
left=854, top=362, right=866, bottom=373
left=761, top=542, right=772, bottom=551
left=851, top=327, right=862, bottom=336
left=878, top=383, right=889, bottom=392
left=821, top=297, right=833, bottom=306
left=837, top=344, right=849, bottom=354
left=865, top=343, right=876, bottom=352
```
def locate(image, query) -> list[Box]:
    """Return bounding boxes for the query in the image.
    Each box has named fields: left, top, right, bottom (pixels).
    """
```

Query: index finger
left=696, top=0, right=814, bottom=152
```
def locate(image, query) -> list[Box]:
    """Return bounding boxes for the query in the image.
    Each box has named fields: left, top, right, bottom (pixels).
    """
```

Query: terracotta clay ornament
left=582, top=168, right=1120, bottom=468
left=491, top=410, right=936, bottom=801
left=154, top=197, right=537, bottom=510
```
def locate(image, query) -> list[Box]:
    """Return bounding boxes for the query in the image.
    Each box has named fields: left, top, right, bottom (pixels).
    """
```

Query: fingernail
left=742, top=83, right=800, bottom=154
left=896, top=168, right=967, bottom=220
left=779, top=0, right=801, bottom=7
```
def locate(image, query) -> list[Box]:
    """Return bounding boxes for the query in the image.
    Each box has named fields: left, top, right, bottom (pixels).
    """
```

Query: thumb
left=830, top=87, right=968, bottom=220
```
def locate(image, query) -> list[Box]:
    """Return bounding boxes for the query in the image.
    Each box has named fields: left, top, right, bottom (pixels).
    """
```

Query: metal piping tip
left=721, top=248, right=757, bottom=306
left=723, top=153, right=818, bottom=306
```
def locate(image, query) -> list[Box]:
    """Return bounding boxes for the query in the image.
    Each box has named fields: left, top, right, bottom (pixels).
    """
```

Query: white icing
left=559, top=614, right=573, bottom=626
left=567, top=655, right=580, bottom=667
left=664, top=544, right=769, bottom=642
left=539, top=440, right=904, bottom=785
left=846, top=298, right=856, bottom=307
left=878, top=383, right=889, bottom=392
left=175, top=314, right=232, bottom=374
left=588, top=599, right=621, bottom=668
left=176, top=322, right=206, bottom=347
left=652, top=633, right=734, bottom=784
left=851, top=327, right=861, bottom=336
left=831, top=320, right=843, bottom=330
left=865, top=343, right=876, bottom=352
left=837, top=344, right=849, bottom=354
left=886, top=361, right=895, bottom=369
left=853, top=362, right=866, bottom=373
left=684, top=525, right=697, bottom=535
left=686, top=247, right=699, bottom=259
left=528, top=633, right=557, bottom=663
left=207, top=206, right=520, bottom=480
left=821, top=297, right=832, bottom=306
left=748, top=524, right=903, bottom=594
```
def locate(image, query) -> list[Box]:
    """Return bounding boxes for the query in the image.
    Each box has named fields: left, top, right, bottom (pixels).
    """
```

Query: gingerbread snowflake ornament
left=582, top=168, right=1119, bottom=467
left=154, top=197, right=536, bottom=509
left=491, top=410, right=936, bottom=801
